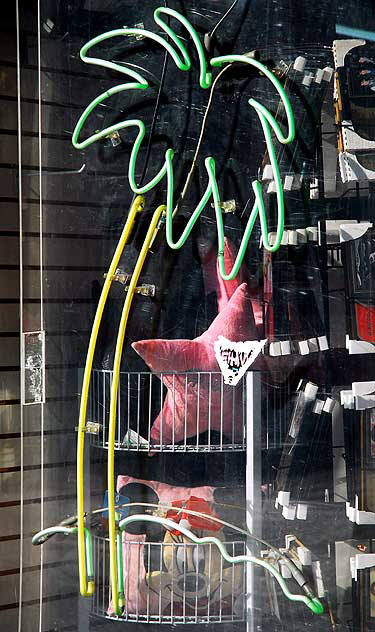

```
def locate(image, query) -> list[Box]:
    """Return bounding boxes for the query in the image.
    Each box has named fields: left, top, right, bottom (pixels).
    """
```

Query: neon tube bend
left=119, top=514, right=324, bottom=616
left=77, top=7, right=211, bottom=90
left=32, top=527, right=94, bottom=588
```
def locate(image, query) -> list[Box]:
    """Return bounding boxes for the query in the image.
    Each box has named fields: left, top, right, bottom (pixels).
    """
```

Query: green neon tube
left=32, top=526, right=93, bottom=581
left=72, top=9, right=295, bottom=280
left=163, top=54, right=295, bottom=279
left=72, top=7, right=211, bottom=193
left=32, top=503, right=323, bottom=616
left=116, top=528, right=125, bottom=609
left=77, top=7, right=211, bottom=89
left=119, top=514, right=324, bottom=615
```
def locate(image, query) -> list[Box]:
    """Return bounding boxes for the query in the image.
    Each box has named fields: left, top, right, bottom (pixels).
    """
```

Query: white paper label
left=122, top=429, right=149, bottom=448
left=214, top=336, right=267, bottom=386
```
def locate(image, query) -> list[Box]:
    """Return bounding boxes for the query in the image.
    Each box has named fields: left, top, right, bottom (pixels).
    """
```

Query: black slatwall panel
left=0, top=2, right=116, bottom=629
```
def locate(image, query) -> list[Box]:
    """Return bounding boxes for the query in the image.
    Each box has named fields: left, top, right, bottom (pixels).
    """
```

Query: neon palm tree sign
left=33, top=6, right=324, bottom=620
left=70, top=6, right=297, bottom=614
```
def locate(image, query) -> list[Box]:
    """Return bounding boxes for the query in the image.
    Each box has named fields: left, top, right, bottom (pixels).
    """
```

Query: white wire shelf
left=88, top=370, right=246, bottom=452
left=91, top=534, right=247, bottom=624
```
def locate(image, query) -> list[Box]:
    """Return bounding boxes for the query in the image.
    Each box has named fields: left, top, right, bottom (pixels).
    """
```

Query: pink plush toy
left=132, top=283, right=258, bottom=445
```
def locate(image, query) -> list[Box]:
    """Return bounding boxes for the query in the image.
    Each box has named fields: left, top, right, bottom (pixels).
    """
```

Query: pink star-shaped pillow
left=132, top=283, right=258, bottom=445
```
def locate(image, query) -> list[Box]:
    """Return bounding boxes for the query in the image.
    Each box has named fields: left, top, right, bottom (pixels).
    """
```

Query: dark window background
left=1, top=1, right=374, bottom=631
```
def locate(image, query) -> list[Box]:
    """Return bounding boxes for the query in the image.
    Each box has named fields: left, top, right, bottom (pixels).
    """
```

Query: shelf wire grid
left=88, top=370, right=246, bottom=452
left=91, top=534, right=247, bottom=624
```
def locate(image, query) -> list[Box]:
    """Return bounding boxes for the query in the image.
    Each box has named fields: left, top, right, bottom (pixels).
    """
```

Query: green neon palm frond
left=72, top=7, right=211, bottom=151
left=71, top=6, right=296, bottom=275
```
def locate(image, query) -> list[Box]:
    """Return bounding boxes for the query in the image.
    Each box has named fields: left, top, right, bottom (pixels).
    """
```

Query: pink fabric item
left=132, top=283, right=257, bottom=444
left=109, top=477, right=216, bottom=616
left=200, top=236, right=263, bottom=325
left=116, top=475, right=215, bottom=503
